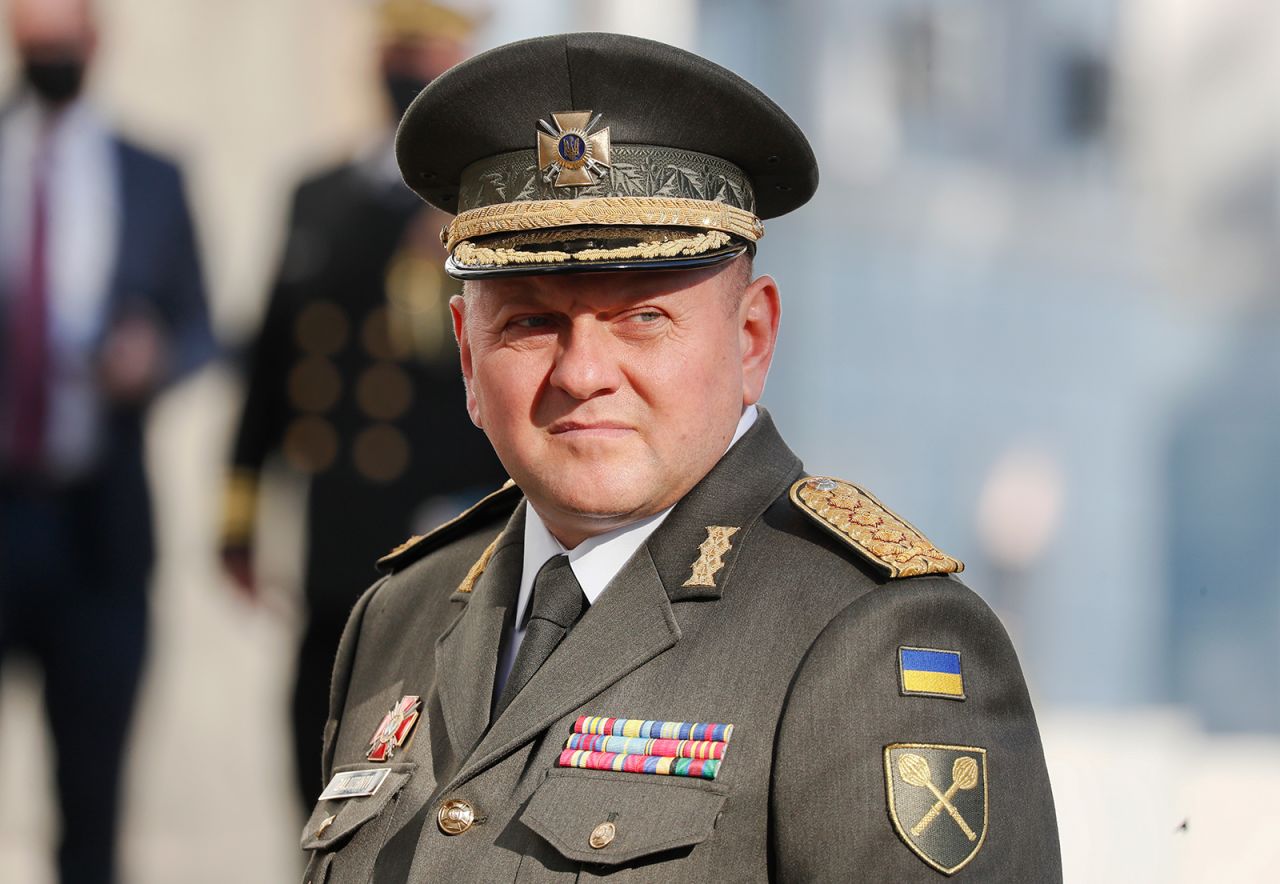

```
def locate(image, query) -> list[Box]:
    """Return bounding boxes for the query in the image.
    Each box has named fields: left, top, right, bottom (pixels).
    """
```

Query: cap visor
left=445, top=225, right=751, bottom=279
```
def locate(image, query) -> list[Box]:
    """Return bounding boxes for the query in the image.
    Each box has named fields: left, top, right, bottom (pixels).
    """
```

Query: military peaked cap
left=395, top=32, right=818, bottom=278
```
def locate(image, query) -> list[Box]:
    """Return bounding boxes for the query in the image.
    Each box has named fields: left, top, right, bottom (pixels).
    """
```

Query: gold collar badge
left=537, top=111, right=612, bottom=187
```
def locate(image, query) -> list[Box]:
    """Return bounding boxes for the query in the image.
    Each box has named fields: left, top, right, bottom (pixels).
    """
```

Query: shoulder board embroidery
left=789, top=477, right=963, bottom=579
left=377, top=479, right=520, bottom=573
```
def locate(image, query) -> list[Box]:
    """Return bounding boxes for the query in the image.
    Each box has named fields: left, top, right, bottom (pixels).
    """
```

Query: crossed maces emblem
left=884, top=743, right=988, bottom=874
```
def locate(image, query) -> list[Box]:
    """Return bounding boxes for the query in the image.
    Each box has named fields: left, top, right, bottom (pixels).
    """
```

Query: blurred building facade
left=1128, top=0, right=1280, bottom=731
left=690, top=0, right=1279, bottom=733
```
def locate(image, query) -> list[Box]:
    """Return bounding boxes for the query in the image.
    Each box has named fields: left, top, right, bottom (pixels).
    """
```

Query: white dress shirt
left=494, top=405, right=759, bottom=695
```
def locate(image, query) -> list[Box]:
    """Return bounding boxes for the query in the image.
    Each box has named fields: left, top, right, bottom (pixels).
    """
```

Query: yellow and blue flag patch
left=899, top=647, right=965, bottom=700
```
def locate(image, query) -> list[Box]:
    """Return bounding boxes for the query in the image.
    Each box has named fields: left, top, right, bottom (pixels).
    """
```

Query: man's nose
left=548, top=320, right=622, bottom=400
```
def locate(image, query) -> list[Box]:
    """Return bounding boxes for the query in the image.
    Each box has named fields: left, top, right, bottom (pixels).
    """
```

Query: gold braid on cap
left=443, top=197, right=764, bottom=253
left=452, top=230, right=734, bottom=268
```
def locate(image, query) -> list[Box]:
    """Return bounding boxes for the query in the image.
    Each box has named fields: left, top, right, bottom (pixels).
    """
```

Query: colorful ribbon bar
left=573, top=716, right=734, bottom=743
left=558, top=749, right=721, bottom=780
left=564, top=733, right=728, bottom=760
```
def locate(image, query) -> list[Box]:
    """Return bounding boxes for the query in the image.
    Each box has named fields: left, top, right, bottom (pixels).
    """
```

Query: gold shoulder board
left=376, top=479, right=519, bottom=572
left=789, top=477, right=963, bottom=579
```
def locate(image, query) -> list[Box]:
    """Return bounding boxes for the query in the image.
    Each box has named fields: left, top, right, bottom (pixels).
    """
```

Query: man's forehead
left=466, top=264, right=733, bottom=306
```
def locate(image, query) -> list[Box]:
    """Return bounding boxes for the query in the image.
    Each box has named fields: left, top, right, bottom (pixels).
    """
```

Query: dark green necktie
left=494, top=554, right=585, bottom=717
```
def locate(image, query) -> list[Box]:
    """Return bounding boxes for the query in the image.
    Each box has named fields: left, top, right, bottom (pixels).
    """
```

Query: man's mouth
left=548, top=420, right=635, bottom=438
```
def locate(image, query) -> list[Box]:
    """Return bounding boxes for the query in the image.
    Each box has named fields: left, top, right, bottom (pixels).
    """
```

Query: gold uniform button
left=437, top=798, right=476, bottom=835
left=589, top=821, right=616, bottom=849
left=282, top=416, right=339, bottom=473
left=295, top=301, right=349, bottom=356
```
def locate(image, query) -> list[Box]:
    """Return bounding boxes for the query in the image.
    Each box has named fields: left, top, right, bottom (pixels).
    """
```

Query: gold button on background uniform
left=288, top=356, right=343, bottom=413
left=355, top=362, right=413, bottom=420
left=589, top=821, right=616, bottom=849
left=437, top=798, right=476, bottom=835
left=352, top=423, right=410, bottom=482
left=294, top=300, right=349, bottom=356
left=385, top=238, right=455, bottom=361
left=283, top=416, right=339, bottom=473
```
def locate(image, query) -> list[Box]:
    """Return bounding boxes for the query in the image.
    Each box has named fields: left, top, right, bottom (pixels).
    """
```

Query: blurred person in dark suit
left=219, top=0, right=505, bottom=810
left=0, top=0, right=215, bottom=881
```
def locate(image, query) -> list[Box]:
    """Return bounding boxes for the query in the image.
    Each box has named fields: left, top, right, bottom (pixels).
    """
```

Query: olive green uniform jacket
left=302, top=411, right=1061, bottom=882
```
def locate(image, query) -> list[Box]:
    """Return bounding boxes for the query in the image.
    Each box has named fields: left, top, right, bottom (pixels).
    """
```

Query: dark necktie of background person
left=494, top=554, right=585, bottom=718
left=7, top=127, right=52, bottom=471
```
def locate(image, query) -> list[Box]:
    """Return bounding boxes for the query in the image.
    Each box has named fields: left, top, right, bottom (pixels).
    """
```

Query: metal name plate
left=318, top=768, right=391, bottom=801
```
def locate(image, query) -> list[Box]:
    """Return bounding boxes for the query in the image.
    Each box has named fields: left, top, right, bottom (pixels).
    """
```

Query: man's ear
left=739, top=273, right=781, bottom=407
left=450, top=293, right=482, bottom=428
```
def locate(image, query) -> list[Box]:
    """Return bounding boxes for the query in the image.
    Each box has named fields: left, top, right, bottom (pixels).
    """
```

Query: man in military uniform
left=301, top=33, right=1061, bottom=881
left=220, top=1, right=505, bottom=809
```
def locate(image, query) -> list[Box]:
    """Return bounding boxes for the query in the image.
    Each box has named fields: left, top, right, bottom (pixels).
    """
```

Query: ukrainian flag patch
left=899, top=647, right=965, bottom=700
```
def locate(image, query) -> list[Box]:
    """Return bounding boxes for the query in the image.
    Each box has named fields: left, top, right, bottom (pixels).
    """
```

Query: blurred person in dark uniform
left=0, top=0, right=215, bottom=882
left=219, top=0, right=505, bottom=810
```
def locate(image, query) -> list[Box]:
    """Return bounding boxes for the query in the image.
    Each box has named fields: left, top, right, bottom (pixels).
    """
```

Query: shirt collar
left=517, top=404, right=758, bottom=625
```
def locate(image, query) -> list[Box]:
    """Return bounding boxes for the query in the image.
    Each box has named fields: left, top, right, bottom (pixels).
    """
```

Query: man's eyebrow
left=488, top=284, right=687, bottom=313
left=470, top=283, right=543, bottom=309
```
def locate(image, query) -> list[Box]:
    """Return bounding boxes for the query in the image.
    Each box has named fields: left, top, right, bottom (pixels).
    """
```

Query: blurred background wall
left=0, top=0, right=1276, bottom=880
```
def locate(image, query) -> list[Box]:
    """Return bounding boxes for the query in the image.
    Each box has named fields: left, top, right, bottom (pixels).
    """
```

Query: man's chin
left=523, top=472, right=659, bottom=529
left=538, top=490, right=644, bottom=524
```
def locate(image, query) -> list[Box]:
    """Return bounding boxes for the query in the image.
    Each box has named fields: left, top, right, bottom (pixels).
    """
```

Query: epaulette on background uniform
left=376, top=479, right=521, bottom=574
left=789, top=476, right=963, bottom=579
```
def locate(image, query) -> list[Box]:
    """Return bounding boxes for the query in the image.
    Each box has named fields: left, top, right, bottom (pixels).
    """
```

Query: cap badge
left=367, top=694, right=422, bottom=762
left=537, top=111, right=612, bottom=187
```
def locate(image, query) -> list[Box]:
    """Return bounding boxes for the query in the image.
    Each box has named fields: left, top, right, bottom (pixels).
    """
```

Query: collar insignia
left=537, top=111, right=612, bottom=187
left=367, top=695, right=422, bottom=762
left=683, top=526, right=740, bottom=588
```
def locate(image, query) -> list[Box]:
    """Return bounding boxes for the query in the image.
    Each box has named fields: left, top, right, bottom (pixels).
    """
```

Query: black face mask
left=23, top=57, right=86, bottom=107
left=383, top=73, right=429, bottom=120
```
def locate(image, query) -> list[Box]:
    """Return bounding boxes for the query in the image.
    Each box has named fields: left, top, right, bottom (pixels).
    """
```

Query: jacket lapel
left=446, top=542, right=679, bottom=788
left=433, top=504, right=525, bottom=759
left=647, top=408, right=802, bottom=598
left=442, top=409, right=802, bottom=789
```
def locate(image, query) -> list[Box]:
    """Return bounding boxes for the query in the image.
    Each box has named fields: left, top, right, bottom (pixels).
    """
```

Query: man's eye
left=511, top=315, right=552, bottom=329
left=630, top=311, right=663, bottom=323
